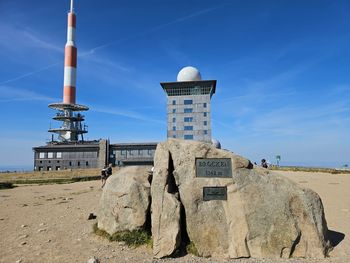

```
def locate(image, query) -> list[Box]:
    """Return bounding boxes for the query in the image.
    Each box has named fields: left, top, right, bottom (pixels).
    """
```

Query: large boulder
left=151, top=139, right=331, bottom=259
left=97, top=166, right=151, bottom=235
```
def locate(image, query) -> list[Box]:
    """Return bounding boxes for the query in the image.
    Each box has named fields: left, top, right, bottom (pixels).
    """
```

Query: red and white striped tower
left=48, top=0, right=88, bottom=142
left=63, top=0, right=77, bottom=104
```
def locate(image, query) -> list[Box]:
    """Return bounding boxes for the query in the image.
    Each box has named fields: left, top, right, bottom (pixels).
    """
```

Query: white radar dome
left=177, top=66, right=202, bottom=82
left=211, top=138, right=221, bottom=149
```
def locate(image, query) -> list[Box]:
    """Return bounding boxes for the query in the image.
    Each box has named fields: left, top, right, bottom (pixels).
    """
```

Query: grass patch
left=1, top=176, right=100, bottom=186
left=0, top=182, right=15, bottom=190
left=186, top=241, right=199, bottom=256
left=270, top=166, right=350, bottom=174
left=93, top=223, right=152, bottom=247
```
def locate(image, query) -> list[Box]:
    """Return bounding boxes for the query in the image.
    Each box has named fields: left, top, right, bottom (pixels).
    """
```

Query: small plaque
left=196, top=158, right=232, bottom=178
left=203, top=186, right=227, bottom=201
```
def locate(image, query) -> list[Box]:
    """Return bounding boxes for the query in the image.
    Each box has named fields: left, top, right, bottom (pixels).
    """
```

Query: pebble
left=15, top=259, right=23, bottom=263
left=19, top=234, right=28, bottom=239
left=37, top=228, right=47, bottom=232
left=39, top=222, right=45, bottom=226
left=20, top=241, right=27, bottom=246
left=20, top=224, right=27, bottom=228
left=87, top=257, right=100, bottom=263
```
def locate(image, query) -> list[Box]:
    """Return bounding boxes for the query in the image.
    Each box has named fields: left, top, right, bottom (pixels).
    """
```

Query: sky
left=0, top=0, right=349, bottom=170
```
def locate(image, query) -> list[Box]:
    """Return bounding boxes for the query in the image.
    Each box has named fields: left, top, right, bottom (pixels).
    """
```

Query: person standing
left=106, top=163, right=113, bottom=178
left=261, top=159, right=268, bottom=168
left=101, top=166, right=107, bottom=188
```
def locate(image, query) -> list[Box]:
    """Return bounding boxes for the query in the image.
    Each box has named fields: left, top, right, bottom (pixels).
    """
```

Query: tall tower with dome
left=161, top=66, right=216, bottom=142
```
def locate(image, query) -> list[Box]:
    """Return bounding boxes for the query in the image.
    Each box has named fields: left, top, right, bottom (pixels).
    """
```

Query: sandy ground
left=0, top=171, right=349, bottom=263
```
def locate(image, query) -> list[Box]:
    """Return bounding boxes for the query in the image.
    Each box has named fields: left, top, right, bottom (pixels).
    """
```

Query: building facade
left=109, top=143, right=157, bottom=166
left=33, top=140, right=108, bottom=171
left=161, top=66, right=216, bottom=142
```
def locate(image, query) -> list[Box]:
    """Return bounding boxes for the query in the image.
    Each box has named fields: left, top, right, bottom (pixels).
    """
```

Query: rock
left=18, top=234, right=28, bottom=239
left=37, top=228, right=47, bottom=232
left=87, top=257, right=100, bottom=263
left=20, top=224, right=27, bottom=228
left=151, top=139, right=331, bottom=259
left=88, top=213, right=97, bottom=220
left=97, top=166, right=152, bottom=235
left=15, top=259, right=23, bottom=263
left=151, top=142, right=181, bottom=258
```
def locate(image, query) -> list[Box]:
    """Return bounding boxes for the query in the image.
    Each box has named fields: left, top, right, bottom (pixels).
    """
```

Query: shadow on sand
left=328, top=229, right=345, bottom=247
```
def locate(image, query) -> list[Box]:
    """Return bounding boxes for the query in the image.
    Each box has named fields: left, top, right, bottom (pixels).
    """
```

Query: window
left=204, top=121, right=207, bottom=126
left=86, top=161, right=89, bottom=166
left=172, top=109, right=176, bottom=113
left=184, top=135, right=193, bottom=140
left=184, top=126, right=193, bottom=131
left=57, top=160, right=60, bottom=163
left=204, top=130, right=208, bottom=135
left=48, top=152, right=53, bottom=158
left=38, top=166, right=43, bottom=171
left=173, top=135, right=176, bottom=138
left=121, top=150, right=126, bottom=155
left=172, top=100, right=176, bottom=105
left=147, top=149, right=152, bottom=155
left=69, top=161, right=72, bottom=166
left=128, top=150, right=134, bottom=156
left=184, top=99, right=193, bottom=105
left=184, top=108, right=193, bottom=113
left=47, top=166, right=52, bottom=171
left=203, top=103, right=207, bottom=108
left=39, top=161, right=42, bottom=164
left=172, top=117, right=176, bottom=123
left=173, top=126, right=176, bottom=131
left=78, top=161, right=80, bottom=166
left=57, top=152, right=62, bottom=158
left=56, top=166, right=61, bottom=171
left=184, top=117, right=193, bottom=122
left=138, top=149, right=143, bottom=155
left=203, top=112, right=207, bottom=117
left=39, top=152, right=45, bottom=159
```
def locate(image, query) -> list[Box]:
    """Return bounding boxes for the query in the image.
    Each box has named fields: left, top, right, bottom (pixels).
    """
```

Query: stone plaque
left=203, top=186, right=227, bottom=201
left=196, top=158, right=232, bottom=178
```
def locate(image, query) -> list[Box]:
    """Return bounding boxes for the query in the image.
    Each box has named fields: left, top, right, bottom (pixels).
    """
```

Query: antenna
left=70, top=0, right=74, bottom=12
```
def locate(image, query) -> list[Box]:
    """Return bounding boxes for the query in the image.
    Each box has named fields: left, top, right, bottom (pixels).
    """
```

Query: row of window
left=38, top=151, right=97, bottom=159
left=172, top=118, right=208, bottom=125
left=172, top=108, right=207, bottom=117
left=172, top=100, right=207, bottom=108
left=39, top=152, right=62, bottom=159
left=173, top=126, right=193, bottom=131
left=166, top=86, right=213, bottom=96
left=119, top=149, right=153, bottom=156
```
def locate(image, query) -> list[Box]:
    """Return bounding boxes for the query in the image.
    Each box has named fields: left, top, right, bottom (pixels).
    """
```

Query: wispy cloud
left=0, top=85, right=57, bottom=102
left=0, top=3, right=227, bottom=86
left=91, top=105, right=163, bottom=124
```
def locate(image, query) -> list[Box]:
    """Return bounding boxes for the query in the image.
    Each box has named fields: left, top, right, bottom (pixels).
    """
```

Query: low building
left=33, top=140, right=158, bottom=171
left=109, top=142, right=157, bottom=166
left=33, top=140, right=108, bottom=171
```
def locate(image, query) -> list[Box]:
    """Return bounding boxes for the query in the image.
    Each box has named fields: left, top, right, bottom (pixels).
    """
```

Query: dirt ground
left=0, top=170, right=349, bottom=263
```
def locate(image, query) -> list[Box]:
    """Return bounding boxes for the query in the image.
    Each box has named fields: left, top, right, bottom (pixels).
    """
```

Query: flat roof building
left=161, top=66, right=216, bottom=142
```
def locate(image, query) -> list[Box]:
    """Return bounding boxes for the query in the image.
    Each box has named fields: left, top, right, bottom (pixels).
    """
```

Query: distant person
left=261, top=159, right=268, bottom=168
left=106, top=163, right=113, bottom=178
left=101, top=166, right=107, bottom=188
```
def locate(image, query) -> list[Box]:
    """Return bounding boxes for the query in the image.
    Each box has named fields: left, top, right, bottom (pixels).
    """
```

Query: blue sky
left=0, top=0, right=349, bottom=170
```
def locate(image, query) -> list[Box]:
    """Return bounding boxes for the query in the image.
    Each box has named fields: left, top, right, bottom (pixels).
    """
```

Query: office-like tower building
left=161, top=66, right=216, bottom=142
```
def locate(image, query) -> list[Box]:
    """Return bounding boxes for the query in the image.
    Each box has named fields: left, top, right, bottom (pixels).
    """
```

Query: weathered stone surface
left=97, top=166, right=151, bottom=235
left=151, top=143, right=181, bottom=258
left=151, top=139, right=331, bottom=259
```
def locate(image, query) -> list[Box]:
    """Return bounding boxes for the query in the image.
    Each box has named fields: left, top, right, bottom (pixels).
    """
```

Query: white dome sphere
left=211, top=138, right=221, bottom=149
left=177, top=66, right=202, bottom=82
